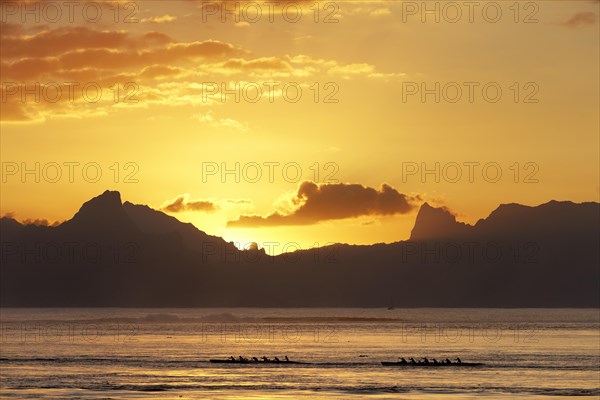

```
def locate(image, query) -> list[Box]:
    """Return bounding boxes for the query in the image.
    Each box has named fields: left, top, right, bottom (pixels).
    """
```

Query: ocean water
left=0, top=308, right=598, bottom=399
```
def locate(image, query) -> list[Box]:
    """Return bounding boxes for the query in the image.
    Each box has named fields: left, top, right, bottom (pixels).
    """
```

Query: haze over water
left=1, top=308, right=598, bottom=399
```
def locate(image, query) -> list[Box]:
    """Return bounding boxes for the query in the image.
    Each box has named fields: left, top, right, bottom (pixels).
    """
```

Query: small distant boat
left=381, top=361, right=484, bottom=367
left=209, top=358, right=307, bottom=365
left=387, top=295, right=395, bottom=310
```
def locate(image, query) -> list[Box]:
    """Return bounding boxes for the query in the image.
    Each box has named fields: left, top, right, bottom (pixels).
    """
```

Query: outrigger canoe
left=381, top=361, right=484, bottom=367
left=209, top=359, right=307, bottom=365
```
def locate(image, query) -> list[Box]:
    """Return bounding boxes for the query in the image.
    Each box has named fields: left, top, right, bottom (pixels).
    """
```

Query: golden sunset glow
left=1, top=0, right=598, bottom=254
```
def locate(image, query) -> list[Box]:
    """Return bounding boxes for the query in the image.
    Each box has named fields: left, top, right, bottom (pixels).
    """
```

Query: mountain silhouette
left=410, top=202, right=471, bottom=240
left=1, top=191, right=598, bottom=307
left=122, top=199, right=238, bottom=253
left=58, top=190, right=139, bottom=239
left=412, top=200, right=599, bottom=240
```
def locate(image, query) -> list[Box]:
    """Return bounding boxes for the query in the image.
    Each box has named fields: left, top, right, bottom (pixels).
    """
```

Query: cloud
left=218, top=57, right=293, bottom=72
left=57, top=40, right=239, bottom=71
left=139, top=31, right=174, bottom=46
left=0, top=26, right=129, bottom=58
left=161, top=195, right=254, bottom=214
left=370, top=8, right=391, bottom=17
left=0, top=23, right=404, bottom=122
left=140, top=64, right=184, bottom=79
left=0, top=212, right=60, bottom=226
left=21, top=218, right=59, bottom=227
left=0, top=88, right=34, bottom=121
left=196, top=0, right=321, bottom=14
left=192, top=111, right=249, bottom=131
left=328, top=63, right=375, bottom=78
left=562, top=12, right=597, bottom=28
left=0, top=23, right=23, bottom=36
left=227, top=181, right=419, bottom=227
left=161, top=194, right=218, bottom=213
left=224, top=199, right=253, bottom=206
left=141, top=14, right=178, bottom=24
left=195, top=55, right=403, bottom=80
left=0, top=23, right=237, bottom=80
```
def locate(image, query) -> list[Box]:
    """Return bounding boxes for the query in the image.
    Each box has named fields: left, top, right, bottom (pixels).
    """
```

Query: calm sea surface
left=1, top=308, right=599, bottom=399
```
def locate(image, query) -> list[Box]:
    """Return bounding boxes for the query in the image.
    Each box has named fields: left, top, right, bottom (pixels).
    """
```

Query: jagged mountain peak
left=409, top=202, right=470, bottom=240
left=60, top=190, right=136, bottom=236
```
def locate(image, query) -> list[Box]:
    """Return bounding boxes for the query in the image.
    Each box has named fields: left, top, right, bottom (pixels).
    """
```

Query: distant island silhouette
left=1, top=191, right=598, bottom=307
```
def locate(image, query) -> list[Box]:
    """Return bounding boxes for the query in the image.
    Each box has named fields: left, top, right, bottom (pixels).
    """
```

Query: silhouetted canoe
left=209, top=359, right=307, bottom=365
left=381, top=361, right=484, bottom=367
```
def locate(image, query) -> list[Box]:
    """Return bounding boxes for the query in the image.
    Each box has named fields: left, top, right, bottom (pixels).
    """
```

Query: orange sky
left=1, top=0, right=599, bottom=254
